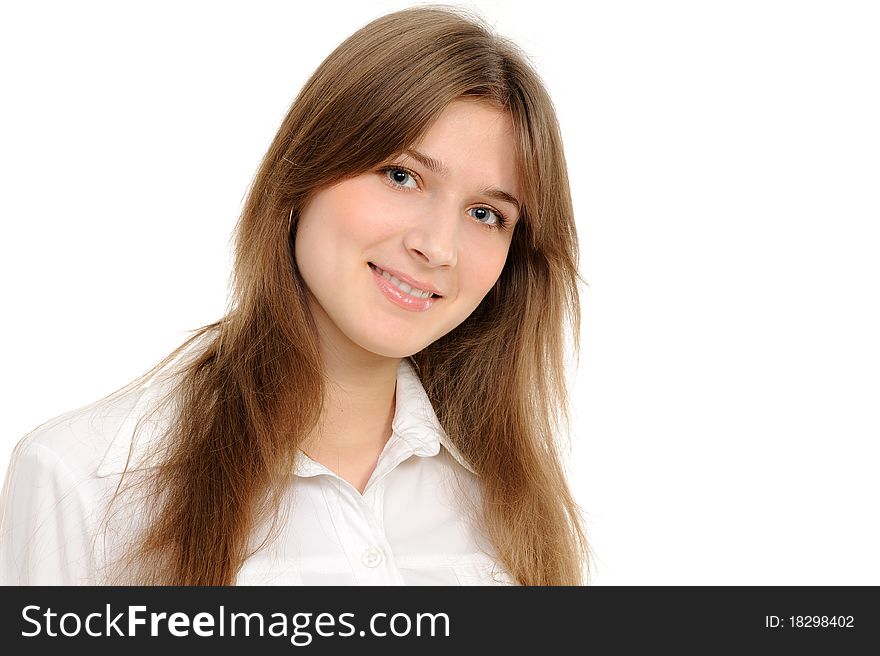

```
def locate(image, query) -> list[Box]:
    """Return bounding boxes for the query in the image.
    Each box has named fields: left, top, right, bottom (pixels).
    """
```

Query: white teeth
left=376, top=266, right=434, bottom=298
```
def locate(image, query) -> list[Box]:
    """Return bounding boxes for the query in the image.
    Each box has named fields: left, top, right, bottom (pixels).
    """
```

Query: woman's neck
left=302, top=331, right=401, bottom=459
left=318, top=360, right=399, bottom=448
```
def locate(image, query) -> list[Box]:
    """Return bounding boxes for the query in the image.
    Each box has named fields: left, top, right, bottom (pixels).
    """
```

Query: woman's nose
left=402, top=202, right=459, bottom=268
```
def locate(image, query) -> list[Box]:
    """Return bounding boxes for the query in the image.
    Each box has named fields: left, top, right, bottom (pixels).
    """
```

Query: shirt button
left=361, top=547, right=384, bottom=568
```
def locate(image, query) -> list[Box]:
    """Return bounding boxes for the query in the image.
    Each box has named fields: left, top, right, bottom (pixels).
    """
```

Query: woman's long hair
left=104, top=5, right=588, bottom=585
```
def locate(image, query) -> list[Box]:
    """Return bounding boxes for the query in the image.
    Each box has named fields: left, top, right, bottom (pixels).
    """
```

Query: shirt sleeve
left=0, top=440, right=98, bottom=585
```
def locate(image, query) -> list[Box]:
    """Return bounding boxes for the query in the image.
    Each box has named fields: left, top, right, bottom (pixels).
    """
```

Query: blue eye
left=467, top=206, right=504, bottom=227
left=383, top=167, right=418, bottom=189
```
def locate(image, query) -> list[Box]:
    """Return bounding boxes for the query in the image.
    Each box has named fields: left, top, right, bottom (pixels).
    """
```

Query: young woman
left=0, top=6, right=587, bottom=586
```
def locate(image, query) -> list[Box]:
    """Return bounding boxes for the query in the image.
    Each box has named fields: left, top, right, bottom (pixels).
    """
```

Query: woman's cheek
left=472, top=246, right=510, bottom=296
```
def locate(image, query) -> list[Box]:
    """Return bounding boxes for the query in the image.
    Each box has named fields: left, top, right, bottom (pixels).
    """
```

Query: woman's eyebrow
left=403, top=148, right=449, bottom=177
left=402, top=148, right=521, bottom=214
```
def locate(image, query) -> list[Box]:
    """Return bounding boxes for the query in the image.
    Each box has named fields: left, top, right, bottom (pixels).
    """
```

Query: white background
left=1, top=1, right=878, bottom=585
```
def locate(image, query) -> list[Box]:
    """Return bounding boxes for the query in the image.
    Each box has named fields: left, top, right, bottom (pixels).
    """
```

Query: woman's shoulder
left=0, top=383, right=165, bottom=585
left=8, top=382, right=166, bottom=482
left=9, top=332, right=212, bottom=480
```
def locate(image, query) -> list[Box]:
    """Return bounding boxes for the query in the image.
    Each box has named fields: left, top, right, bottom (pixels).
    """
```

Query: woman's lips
left=368, top=262, right=443, bottom=297
left=369, top=263, right=441, bottom=312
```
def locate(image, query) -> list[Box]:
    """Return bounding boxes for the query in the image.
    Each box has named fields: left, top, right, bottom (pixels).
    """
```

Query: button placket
left=353, top=478, right=404, bottom=583
left=320, top=477, right=395, bottom=583
left=357, top=481, right=390, bottom=572
left=362, top=481, right=387, bottom=533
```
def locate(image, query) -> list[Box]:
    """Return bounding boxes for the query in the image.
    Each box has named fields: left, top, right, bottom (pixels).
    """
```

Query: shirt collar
left=390, top=358, right=476, bottom=474
left=98, top=358, right=476, bottom=477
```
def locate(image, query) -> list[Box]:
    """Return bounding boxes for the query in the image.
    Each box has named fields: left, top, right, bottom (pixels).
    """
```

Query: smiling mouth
left=368, top=263, right=442, bottom=298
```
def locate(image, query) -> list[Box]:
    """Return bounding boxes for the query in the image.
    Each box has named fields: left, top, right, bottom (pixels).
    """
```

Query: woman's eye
left=467, top=206, right=503, bottom=227
left=384, top=168, right=418, bottom=189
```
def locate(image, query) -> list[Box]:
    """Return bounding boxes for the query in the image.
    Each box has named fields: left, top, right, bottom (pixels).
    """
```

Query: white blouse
left=0, top=357, right=517, bottom=586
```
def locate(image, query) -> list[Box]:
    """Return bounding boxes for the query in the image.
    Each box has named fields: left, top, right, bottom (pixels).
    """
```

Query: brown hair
left=104, top=5, right=588, bottom=585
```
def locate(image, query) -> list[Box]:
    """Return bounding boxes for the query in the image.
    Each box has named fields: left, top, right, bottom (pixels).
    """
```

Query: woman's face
left=295, top=98, right=521, bottom=359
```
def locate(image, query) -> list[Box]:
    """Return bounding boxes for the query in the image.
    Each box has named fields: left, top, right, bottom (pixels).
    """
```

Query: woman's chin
left=355, top=337, right=431, bottom=360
